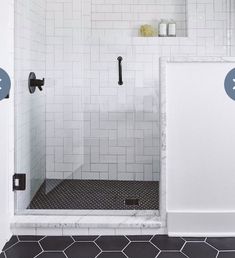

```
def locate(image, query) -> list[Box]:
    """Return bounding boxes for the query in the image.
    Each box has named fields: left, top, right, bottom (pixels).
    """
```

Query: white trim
left=168, top=211, right=235, bottom=237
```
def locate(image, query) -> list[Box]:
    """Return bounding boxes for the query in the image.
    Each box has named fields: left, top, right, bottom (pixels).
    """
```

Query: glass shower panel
left=15, top=0, right=46, bottom=212
left=15, top=0, right=159, bottom=212
left=14, top=0, right=46, bottom=213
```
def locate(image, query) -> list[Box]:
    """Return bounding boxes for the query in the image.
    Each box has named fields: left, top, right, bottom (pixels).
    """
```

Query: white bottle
left=168, top=20, right=176, bottom=37
left=158, top=19, right=167, bottom=37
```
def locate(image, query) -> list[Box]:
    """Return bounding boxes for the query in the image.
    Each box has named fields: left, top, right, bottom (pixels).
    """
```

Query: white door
left=0, top=0, right=14, bottom=250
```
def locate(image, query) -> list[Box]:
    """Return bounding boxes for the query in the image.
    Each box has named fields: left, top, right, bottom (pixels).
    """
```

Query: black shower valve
left=30, top=78, right=45, bottom=91
left=28, top=72, right=45, bottom=94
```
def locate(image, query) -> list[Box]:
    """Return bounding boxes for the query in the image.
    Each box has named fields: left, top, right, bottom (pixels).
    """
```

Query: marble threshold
left=11, top=210, right=164, bottom=235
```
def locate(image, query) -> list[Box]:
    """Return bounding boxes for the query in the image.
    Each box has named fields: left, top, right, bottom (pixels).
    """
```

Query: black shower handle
left=117, top=56, right=123, bottom=85
left=28, top=72, right=45, bottom=94
left=30, top=78, right=45, bottom=89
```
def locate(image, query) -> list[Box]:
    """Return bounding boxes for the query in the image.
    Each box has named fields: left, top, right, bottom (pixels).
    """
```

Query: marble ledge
left=160, top=56, right=235, bottom=64
left=16, top=209, right=159, bottom=217
left=11, top=215, right=162, bottom=229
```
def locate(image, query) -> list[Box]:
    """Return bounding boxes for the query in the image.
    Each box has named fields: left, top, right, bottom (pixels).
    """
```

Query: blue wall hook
left=0, top=68, right=11, bottom=101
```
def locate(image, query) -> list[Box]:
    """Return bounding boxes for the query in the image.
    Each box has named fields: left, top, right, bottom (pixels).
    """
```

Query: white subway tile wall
left=15, top=0, right=46, bottom=210
left=45, top=0, right=232, bottom=181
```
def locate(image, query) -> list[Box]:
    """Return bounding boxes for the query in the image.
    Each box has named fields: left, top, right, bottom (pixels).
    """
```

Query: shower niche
left=91, top=0, right=188, bottom=38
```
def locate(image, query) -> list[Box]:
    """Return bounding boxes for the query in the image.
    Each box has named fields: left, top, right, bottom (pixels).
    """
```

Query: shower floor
left=28, top=179, right=159, bottom=210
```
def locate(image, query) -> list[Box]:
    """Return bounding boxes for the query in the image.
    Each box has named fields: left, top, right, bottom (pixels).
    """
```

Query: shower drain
left=124, top=198, right=140, bottom=206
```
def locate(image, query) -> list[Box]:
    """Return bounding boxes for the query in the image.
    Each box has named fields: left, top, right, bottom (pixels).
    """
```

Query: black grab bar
left=117, top=56, right=123, bottom=85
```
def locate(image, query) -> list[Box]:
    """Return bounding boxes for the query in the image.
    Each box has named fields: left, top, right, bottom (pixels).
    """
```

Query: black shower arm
left=117, top=56, right=123, bottom=85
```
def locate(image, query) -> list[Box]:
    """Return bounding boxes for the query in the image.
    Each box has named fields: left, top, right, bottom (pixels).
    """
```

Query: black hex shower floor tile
left=218, top=252, right=235, bottom=258
left=151, top=235, right=185, bottom=250
left=65, top=242, right=101, bottom=258
left=182, top=242, right=218, bottom=258
left=2, top=236, right=18, bottom=251
left=124, top=242, right=159, bottom=258
left=158, top=252, right=188, bottom=258
left=28, top=179, right=159, bottom=210
left=97, top=252, right=127, bottom=258
left=207, top=238, right=235, bottom=250
left=40, top=236, right=73, bottom=251
left=96, top=236, right=129, bottom=251
left=5, top=242, right=42, bottom=258
left=37, top=252, right=67, bottom=258
left=0, top=253, right=5, bottom=258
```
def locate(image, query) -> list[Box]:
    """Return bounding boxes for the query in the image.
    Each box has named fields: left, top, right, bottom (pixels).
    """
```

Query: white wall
left=166, top=61, right=235, bottom=236
left=0, top=0, right=14, bottom=250
left=231, top=0, right=235, bottom=55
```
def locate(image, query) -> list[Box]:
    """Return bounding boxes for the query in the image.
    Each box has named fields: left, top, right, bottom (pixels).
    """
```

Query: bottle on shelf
left=168, top=20, right=176, bottom=37
left=158, top=19, right=167, bottom=37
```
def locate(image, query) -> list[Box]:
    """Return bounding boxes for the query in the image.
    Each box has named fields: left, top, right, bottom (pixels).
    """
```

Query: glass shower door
left=14, top=0, right=46, bottom=213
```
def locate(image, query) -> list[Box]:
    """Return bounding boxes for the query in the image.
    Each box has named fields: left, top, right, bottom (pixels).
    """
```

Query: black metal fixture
left=28, top=72, right=45, bottom=94
left=117, top=56, right=123, bottom=85
left=13, top=174, right=26, bottom=191
left=125, top=198, right=140, bottom=206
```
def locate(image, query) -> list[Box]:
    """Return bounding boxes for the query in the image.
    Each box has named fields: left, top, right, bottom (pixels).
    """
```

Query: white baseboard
left=167, top=211, right=235, bottom=237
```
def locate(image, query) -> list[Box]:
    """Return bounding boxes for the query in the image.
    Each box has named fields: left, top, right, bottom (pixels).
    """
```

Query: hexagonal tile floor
left=1, top=235, right=235, bottom=258
left=28, top=179, right=159, bottom=210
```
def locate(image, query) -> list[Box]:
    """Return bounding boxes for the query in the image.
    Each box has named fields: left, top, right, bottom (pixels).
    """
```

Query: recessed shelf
left=131, top=36, right=189, bottom=46
left=91, top=0, right=188, bottom=39
left=135, top=37, right=187, bottom=39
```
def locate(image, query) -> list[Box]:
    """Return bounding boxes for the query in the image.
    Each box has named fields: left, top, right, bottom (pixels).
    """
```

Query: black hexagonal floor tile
left=2, top=236, right=18, bottom=251
left=40, top=236, right=73, bottom=251
left=37, top=252, right=67, bottom=258
left=124, top=242, right=159, bottom=258
left=73, top=236, right=99, bottom=241
left=126, top=235, right=153, bottom=241
left=151, top=235, right=185, bottom=251
left=157, top=252, right=187, bottom=258
left=207, top=238, right=235, bottom=250
left=182, top=242, right=218, bottom=258
left=218, top=252, right=235, bottom=258
left=97, top=252, right=127, bottom=258
left=65, top=242, right=101, bottom=258
left=5, top=242, right=42, bottom=258
left=18, top=236, right=45, bottom=241
left=0, top=253, right=5, bottom=258
left=182, top=237, right=206, bottom=241
left=158, top=252, right=188, bottom=258
left=96, top=236, right=129, bottom=251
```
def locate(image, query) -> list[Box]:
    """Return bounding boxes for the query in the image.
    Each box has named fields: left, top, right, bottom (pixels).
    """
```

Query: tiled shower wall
left=45, top=0, right=231, bottom=181
left=14, top=0, right=46, bottom=210
left=45, top=0, right=84, bottom=180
